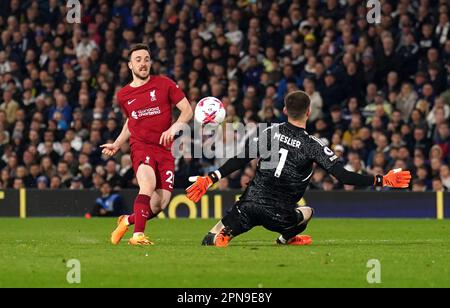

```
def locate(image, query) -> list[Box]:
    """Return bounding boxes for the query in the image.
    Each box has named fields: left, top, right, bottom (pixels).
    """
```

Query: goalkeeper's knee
left=297, top=206, right=314, bottom=225
left=280, top=207, right=314, bottom=241
left=281, top=224, right=308, bottom=241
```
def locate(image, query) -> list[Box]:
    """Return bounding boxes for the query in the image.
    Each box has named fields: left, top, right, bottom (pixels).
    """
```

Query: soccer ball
left=194, top=97, right=226, bottom=127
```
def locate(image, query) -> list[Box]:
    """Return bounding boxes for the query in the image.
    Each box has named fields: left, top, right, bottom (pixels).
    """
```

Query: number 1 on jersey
left=275, top=148, right=289, bottom=178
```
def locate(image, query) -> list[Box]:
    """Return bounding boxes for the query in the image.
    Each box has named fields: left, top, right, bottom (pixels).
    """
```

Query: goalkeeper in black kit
left=186, top=91, right=412, bottom=247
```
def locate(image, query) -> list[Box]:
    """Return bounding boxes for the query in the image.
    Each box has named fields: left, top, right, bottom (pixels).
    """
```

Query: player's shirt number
left=275, top=149, right=289, bottom=178
left=166, top=171, right=174, bottom=185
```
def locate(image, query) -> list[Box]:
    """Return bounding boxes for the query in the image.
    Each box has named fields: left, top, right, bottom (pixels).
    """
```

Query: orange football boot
left=111, top=215, right=129, bottom=245
left=128, top=234, right=154, bottom=246
left=215, top=230, right=232, bottom=247
left=286, top=235, right=313, bottom=246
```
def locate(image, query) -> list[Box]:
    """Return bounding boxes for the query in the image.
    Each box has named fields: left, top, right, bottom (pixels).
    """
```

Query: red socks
left=128, top=206, right=159, bottom=225
left=132, top=194, right=152, bottom=233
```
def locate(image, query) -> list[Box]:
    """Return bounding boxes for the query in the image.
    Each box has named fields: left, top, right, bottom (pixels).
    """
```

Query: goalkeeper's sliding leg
left=201, top=202, right=254, bottom=247
left=201, top=220, right=240, bottom=247
left=275, top=206, right=314, bottom=246
left=201, top=202, right=314, bottom=247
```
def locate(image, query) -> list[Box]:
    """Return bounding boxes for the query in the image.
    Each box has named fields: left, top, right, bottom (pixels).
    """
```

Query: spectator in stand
left=0, top=90, right=19, bottom=125
left=86, top=182, right=124, bottom=218
left=0, top=0, right=448, bottom=192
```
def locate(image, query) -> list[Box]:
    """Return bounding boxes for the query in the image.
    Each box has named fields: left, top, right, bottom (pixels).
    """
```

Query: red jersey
left=117, top=75, right=185, bottom=147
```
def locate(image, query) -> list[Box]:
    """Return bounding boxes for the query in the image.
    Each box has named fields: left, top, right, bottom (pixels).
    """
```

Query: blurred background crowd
left=0, top=0, right=449, bottom=193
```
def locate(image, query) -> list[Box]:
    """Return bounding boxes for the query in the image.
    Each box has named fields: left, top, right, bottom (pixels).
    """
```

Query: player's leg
left=150, top=189, right=172, bottom=217
left=120, top=150, right=174, bottom=227
left=201, top=220, right=225, bottom=246
left=120, top=189, right=171, bottom=226
left=276, top=206, right=314, bottom=246
left=147, top=149, right=174, bottom=218
left=201, top=219, right=239, bottom=247
left=111, top=190, right=163, bottom=245
left=201, top=202, right=254, bottom=247
left=151, top=149, right=175, bottom=214
left=128, top=164, right=157, bottom=245
left=111, top=163, right=157, bottom=245
left=111, top=145, right=157, bottom=245
left=210, top=220, right=226, bottom=233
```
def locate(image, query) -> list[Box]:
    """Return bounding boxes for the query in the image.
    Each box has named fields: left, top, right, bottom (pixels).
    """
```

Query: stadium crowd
left=0, top=0, right=449, bottom=192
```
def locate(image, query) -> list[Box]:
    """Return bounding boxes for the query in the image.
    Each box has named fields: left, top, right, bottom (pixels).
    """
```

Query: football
left=194, top=97, right=226, bottom=127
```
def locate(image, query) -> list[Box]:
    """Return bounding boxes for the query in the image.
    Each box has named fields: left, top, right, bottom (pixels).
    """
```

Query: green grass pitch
left=0, top=218, right=449, bottom=288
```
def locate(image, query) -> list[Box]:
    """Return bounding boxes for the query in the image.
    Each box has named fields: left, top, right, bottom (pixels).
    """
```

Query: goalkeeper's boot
left=215, top=228, right=232, bottom=247
left=201, top=232, right=216, bottom=246
left=111, top=215, right=129, bottom=245
left=129, top=234, right=154, bottom=246
left=277, top=235, right=313, bottom=246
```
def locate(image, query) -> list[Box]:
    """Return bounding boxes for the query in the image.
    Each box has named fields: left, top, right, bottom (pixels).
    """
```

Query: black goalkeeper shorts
left=221, top=201, right=303, bottom=237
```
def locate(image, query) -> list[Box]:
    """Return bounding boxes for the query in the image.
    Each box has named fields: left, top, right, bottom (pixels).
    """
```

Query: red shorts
left=130, top=143, right=175, bottom=192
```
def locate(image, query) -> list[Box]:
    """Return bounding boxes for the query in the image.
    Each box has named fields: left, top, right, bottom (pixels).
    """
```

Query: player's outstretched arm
left=309, top=136, right=411, bottom=189
left=329, top=164, right=412, bottom=189
left=101, top=119, right=130, bottom=156
left=187, top=126, right=264, bottom=202
left=186, top=156, right=254, bottom=202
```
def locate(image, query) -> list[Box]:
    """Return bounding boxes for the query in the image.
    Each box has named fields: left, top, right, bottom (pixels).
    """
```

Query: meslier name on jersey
left=273, top=132, right=301, bottom=148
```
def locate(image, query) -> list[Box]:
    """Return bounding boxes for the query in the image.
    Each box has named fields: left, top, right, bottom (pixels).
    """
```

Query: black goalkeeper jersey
left=240, top=122, right=339, bottom=208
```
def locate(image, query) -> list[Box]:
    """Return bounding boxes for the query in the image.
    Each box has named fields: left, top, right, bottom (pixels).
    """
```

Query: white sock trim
left=214, top=170, right=222, bottom=180
left=133, top=232, right=144, bottom=238
left=278, top=235, right=287, bottom=244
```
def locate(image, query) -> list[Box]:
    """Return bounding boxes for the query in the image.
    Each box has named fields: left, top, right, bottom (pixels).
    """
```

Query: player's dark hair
left=128, top=43, right=150, bottom=61
left=284, top=91, right=311, bottom=120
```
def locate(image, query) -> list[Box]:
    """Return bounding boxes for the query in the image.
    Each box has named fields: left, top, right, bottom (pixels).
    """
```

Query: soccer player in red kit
left=102, top=44, right=193, bottom=245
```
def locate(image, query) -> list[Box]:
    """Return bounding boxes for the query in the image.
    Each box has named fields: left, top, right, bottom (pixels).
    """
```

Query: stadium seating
left=0, top=0, right=449, bottom=192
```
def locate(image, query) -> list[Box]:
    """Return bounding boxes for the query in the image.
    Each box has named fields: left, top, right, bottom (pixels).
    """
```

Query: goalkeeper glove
left=186, top=171, right=221, bottom=202
left=374, top=168, right=412, bottom=188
